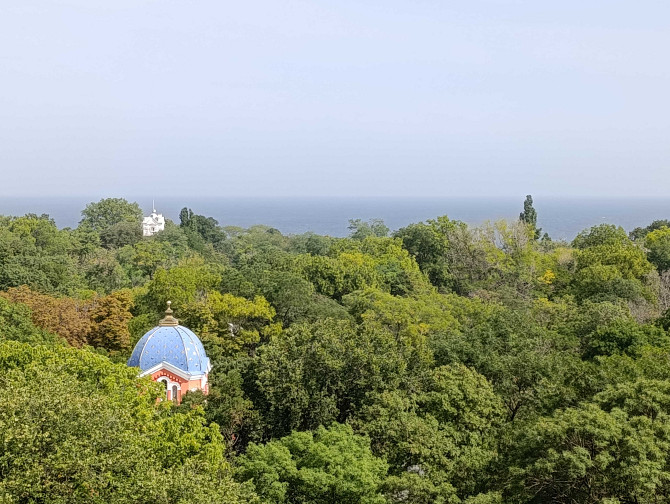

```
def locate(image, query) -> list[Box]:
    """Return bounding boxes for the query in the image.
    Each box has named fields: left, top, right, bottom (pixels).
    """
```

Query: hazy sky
left=1, top=1, right=669, bottom=198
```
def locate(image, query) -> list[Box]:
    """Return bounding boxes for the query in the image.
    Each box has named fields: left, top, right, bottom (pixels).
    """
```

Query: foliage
left=0, top=214, right=81, bottom=294
left=629, top=219, right=670, bottom=241
left=348, top=218, right=390, bottom=240
left=251, top=318, right=416, bottom=439
left=0, top=285, right=134, bottom=352
left=358, top=364, right=504, bottom=503
left=571, top=224, right=654, bottom=303
left=0, top=341, right=257, bottom=504
left=645, top=226, right=670, bottom=272
left=0, top=296, right=58, bottom=345
left=87, top=289, right=134, bottom=353
left=506, top=382, right=670, bottom=503
left=236, top=423, right=388, bottom=504
left=100, top=220, right=142, bottom=249
left=519, top=194, right=542, bottom=240
left=0, top=285, right=91, bottom=347
left=4, top=200, right=670, bottom=503
left=79, top=198, right=143, bottom=233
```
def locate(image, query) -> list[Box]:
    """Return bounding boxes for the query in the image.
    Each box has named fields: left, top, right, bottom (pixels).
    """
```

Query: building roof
left=127, top=305, right=210, bottom=376
left=142, top=212, right=165, bottom=226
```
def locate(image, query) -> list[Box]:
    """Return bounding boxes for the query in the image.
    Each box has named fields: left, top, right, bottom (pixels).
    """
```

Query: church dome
left=127, top=302, right=210, bottom=375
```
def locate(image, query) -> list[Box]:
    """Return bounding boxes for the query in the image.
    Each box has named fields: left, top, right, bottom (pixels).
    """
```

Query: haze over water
left=1, top=196, right=668, bottom=241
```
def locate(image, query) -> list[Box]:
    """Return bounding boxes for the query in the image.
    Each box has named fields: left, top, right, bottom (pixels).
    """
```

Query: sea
left=1, top=196, right=669, bottom=242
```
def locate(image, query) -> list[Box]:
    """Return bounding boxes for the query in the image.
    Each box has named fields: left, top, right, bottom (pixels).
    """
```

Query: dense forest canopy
left=3, top=196, right=670, bottom=503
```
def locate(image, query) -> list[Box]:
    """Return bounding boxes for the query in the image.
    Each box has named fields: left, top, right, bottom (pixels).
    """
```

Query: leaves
left=0, top=340, right=255, bottom=504
left=236, top=424, right=388, bottom=504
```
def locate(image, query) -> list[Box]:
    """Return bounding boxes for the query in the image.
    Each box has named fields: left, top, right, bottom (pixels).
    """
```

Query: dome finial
left=159, top=300, right=179, bottom=326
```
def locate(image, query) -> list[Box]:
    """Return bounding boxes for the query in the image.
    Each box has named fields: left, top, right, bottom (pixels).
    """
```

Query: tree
left=82, top=248, right=127, bottom=293
left=288, top=232, right=334, bottom=256
left=179, top=207, right=193, bottom=227
left=348, top=218, right=390, bottom=240
left=182, top=291, right=279, bottom=358
left=629, top=219, right=670, bottom=241
left=330, top=237, right=430, bottom=296
left=0, top=286, right=139, bottom=353
left=140, top=261, right=222, bottom=314
left=179, top=207, right=228, bottom=248
left=245, top=269, right=319, bottom=326
left=581, top=318, right=669, bottom=359
left=506, top=381, right=670, bottom=503
left=0, top=286, right=91, bottom=347
left=394, top=220, right=450, bottom=288
left=343, top=288, right=458, bottom=367
left=645, top=226, right=670, bottom=272
left=0, top=296, right=57, bottom=345
left=87, top=289, right=134, bottom=353
left=236, top=423, right=388, bottom=504
left=296, top=253, right=379, bottom=301
left=0, top=340, right=257, bottom=504
left=358, top=365, right=504, bottom=503
left=430, top=301, right=585, bottom=421
left=0, top=214, right=82, bottom=294
left=519, top=195, right=542, bottom=240
left=100, top=220, right=142, bottom=249
left=571, top=224, right=654, bottom=303
left=251, top=318, right=414, bottom=439
left=79, top=198, right=143, bottom=233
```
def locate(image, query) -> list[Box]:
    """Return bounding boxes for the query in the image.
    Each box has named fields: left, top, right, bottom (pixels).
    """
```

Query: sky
left=1, top=0, right=669, bottom=198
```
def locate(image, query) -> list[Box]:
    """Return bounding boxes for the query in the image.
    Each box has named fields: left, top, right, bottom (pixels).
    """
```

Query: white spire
left=152, top=199, right=156, bottom=213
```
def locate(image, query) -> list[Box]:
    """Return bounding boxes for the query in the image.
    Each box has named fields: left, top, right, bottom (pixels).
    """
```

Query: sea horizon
left=1, top=195, right=668, bottom=241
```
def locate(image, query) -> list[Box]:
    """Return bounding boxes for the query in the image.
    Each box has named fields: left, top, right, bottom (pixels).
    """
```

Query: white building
left=142, top=203, right=165, bottom=236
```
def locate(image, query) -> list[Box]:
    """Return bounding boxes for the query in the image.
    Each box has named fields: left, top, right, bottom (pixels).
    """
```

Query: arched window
left=172, top=385, right=179, bottom=402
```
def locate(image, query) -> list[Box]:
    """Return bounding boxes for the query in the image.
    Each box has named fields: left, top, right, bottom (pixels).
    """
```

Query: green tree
left=236, top=423, right=388, bottom=504
left=100, top=220, right=142, bottom=249
left=571, top=224, right=653, bottom=302
left=343, top=288, right=458, bottom=370
left=394, top=219, right=450, bottom=288
left=330, top=236, right=429, bottom=296
left=507, top=381, right=670, bottom=503
left=519, top=195, right=542, bottom=239
left=87, top=289, right=134, bottom=353
left=79, top=198, right=143, bottom=233
left=251, top=318, right=415, bottom=438
left=0, top=214, right=82, bottom=294
left=358, top=365, right=504, bottom=504
left=629, top=219, right=670, bottom=241
left=179, top=207, right=229, bottom=249
left=0, top=340, right=257, bottom=504
left=645, top=226, right=670, bottom=272
left=0, top=296, right=57, bottom=344
left=348, top=218, right=390, bottom=240
left=582, top=318, right=669, bottom=359
left=140, top=260, right=222, bottom=313
left=82, top=248, right=127, bottom=293
left=182, top=291, right=279, bottom=358
left=430, top=301, right=585, bottom=421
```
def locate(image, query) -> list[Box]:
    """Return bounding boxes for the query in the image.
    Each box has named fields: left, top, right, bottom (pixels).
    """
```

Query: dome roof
left=127, top=325, right=210, bottom=375
left=127, top=303, right=210, bottom=376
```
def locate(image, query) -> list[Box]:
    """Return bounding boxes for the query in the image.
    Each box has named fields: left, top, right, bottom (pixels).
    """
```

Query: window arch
left=171, top=385, right=179, bottom=402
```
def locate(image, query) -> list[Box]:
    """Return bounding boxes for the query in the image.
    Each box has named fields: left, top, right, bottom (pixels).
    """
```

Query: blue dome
left=127, top=325, right=210, bottom=375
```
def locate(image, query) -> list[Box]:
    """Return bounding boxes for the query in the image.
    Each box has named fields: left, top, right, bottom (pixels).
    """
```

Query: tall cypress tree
left=519, top=195, right=542, bottom=239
